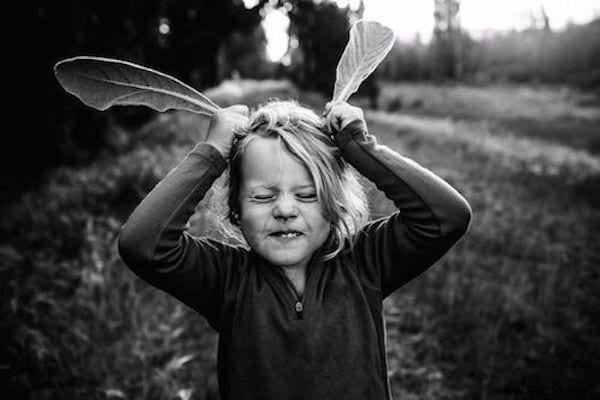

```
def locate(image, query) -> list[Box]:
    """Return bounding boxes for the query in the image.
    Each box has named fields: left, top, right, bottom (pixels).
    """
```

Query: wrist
left=206, top=140, right=230, bottom=159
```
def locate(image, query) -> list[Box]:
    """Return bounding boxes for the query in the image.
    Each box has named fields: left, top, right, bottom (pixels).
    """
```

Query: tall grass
left=367, top=89, right=600, bottom=398
left=379, top=82, right=600, bottom=154
left=0, top=114, right=219, bottom=399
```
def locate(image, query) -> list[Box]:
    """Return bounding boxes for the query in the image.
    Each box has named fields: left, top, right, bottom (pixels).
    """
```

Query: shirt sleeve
left=334, top=120, right=472, bottom=298
left=117, top=142, right=244, bottom=330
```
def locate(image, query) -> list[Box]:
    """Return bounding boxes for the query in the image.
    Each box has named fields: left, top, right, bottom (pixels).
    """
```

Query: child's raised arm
left=117, top=106, right=248, bottom=329
left=325, top=102, right=472, bottom=298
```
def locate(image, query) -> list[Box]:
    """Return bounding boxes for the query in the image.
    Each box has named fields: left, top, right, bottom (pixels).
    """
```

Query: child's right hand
left=206, top=105, right=249, bottom=158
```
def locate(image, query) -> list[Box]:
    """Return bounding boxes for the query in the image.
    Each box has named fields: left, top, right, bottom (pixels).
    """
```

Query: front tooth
left=280, top=232, right=298, bottom=238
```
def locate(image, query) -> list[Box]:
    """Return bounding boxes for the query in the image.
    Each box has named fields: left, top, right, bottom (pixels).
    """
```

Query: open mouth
left=269, top=231, right=303, bottom=239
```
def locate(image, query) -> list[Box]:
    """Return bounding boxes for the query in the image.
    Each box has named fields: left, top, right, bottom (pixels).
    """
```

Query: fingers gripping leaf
left=54, top=57, right=220, bottom=116
left=333, top=20, right=395, bottom=103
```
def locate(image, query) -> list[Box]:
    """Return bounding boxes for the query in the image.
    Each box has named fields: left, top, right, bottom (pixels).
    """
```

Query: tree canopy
left=13, top=1, right=268, bottom=189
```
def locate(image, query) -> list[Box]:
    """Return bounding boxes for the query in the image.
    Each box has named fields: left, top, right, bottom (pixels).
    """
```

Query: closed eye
left=297, top=193, right=317, bottom=202
left=252, top=195, right=275, bottom=202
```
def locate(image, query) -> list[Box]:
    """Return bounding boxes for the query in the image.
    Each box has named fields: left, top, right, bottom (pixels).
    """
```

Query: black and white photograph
left=2, top=0, right=599, bottom=399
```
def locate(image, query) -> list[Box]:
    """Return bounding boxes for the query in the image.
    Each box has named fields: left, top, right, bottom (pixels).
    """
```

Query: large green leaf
left=55, top=56, right=220, bottom=116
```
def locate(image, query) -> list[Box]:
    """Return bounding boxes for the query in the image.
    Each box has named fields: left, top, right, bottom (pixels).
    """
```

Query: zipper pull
left=295, top=301, right=304, bottom=318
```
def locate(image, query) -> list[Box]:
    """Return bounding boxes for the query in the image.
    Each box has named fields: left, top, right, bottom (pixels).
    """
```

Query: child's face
left=238, top=137, right=331, bottom=271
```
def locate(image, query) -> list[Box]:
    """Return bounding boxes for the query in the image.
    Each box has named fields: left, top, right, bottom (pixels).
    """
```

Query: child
left=118, top=100, right=472, bottom=400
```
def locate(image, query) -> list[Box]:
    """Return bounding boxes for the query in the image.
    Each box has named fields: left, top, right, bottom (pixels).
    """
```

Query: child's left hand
left=323, top=101, right=365, bottom=135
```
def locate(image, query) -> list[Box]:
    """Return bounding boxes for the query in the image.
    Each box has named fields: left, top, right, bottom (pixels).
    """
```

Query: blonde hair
left=221, top=100, right=369, bottom=261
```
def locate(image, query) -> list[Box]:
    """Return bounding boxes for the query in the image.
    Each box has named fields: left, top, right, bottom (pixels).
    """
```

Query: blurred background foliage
left=9, top=0, right=598, bottom=194
left=2, top=0, right=600, bottom=399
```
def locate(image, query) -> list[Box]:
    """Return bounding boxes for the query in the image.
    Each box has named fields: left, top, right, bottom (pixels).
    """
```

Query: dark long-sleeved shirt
left=118, top=121, right=472, bottom=400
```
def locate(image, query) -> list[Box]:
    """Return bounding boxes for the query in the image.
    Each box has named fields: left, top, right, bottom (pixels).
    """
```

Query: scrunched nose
left=272, top=195, right=299, bottom=220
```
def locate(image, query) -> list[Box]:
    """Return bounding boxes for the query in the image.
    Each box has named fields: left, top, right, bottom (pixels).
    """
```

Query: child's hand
left=323, top=101, right=365, bottom=135
left=206, top=105, right=249, bottom=158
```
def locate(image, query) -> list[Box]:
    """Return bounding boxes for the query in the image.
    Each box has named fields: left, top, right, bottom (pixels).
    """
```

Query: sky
left=257, top=0, right=600, bottom=61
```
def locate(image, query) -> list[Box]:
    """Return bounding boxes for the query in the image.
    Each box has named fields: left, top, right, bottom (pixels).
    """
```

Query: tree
left=11, top=1, right=266, bottom=189
left=273, top=0, right=382, bottom=105
left=431, top=0, right=462, bottom=79
left=221, top=26, right=271, bottom=80
left=165, top=0, right=265, bottom=88
left=277, top=0, right=351, bottom=97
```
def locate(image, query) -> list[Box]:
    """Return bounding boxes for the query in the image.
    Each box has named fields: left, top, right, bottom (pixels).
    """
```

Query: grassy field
left=369, top=83, right=600, bottom=399
left=1, top=81, right=599, bottom=399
